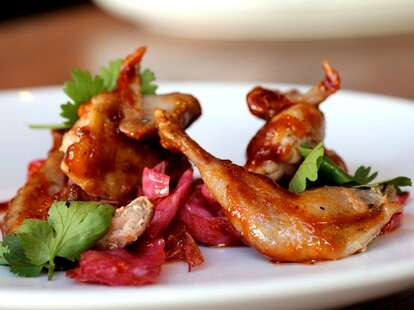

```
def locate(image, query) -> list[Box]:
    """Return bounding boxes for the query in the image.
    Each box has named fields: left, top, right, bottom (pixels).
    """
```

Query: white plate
left=0, top=83, right=413, bottom=310
left=93, top=0, right=414, bottom=40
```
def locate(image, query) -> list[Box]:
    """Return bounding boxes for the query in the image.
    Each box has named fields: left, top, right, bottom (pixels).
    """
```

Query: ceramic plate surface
left=0, top=83, right=413, bottom=310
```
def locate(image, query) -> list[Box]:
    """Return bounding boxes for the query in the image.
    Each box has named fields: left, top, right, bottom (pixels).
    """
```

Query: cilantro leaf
left=18, top=220, right=53, bottom=266
left=10, top=263, right=43, bottom=278
left=0, top=242, right=10, bottom=265
left=298, top=144, right=411, bottom=193
left=140, top=68, right=158, bottom=96
left=47, top=201, right=114, bottom=261
left=28, top=123, right=70, bottom=130
left=46, top=201, right=113, bottom=279
left=30, top=61, right=121, bottom=130
left=3, top=235, right=44, bottom=277
left=30, top=60, right=158, bottom=129
left=64, top=69, right=106, bottom=104
left=377, top=176, right=412, bottom=193
left=29, top=69, right=106, bottom=130
left=59, top=101, right=80, bottom=128
left=99, top=59, right=122, bottom=91
left=352, top=166, right=378, bottom=185
left=56, top=69, right=107, bottom=129
left=289, top=143, right=324, bottom=193
left=356, top=176, right=412, bottom=193
left=1, top=201, right=114, bottom=280
left=299, top=145, right=353, bottom=186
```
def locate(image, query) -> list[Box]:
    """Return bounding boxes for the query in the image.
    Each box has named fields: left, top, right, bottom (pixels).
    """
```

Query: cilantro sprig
left=140, top=68, right=158, bottom=96
left=288, top=144, right=412, bottom=193
left=30, top=58, right=158, bottom=130
left=0, top=201, right=114, bottom=279
left=288, top=143, right=324, bottom=193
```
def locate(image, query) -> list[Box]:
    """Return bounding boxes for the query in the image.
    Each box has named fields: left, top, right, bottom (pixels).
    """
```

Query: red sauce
left=0, top=201, right=9, bottom=212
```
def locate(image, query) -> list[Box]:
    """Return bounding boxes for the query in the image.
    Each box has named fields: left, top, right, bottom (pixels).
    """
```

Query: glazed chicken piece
left=60, top=47, right=199, bottom=201
left=245, top=61, right=342, bottom=181
left=117, top=47, right=201, bottom=141
left=155, top=110, right=401, bottom=262
left=2, top=131, right=67, bottom=234
left=3, top=46, right=197, bottom=235
left=60, top=91, right=170, bottom=202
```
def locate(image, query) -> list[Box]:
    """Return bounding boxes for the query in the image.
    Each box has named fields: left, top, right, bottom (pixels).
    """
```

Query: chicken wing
left=155, top=110, right=401, bottom=262
left=245, top=61, right=341, bottom=181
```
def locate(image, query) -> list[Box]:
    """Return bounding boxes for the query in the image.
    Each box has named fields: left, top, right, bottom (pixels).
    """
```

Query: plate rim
left=0, top=83, right=413, bottom=309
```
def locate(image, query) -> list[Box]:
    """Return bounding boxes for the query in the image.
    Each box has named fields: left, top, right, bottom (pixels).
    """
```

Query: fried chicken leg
left=155, top=110, right=401, bottom=262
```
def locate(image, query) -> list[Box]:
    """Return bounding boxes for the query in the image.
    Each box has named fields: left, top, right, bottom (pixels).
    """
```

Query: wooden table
left=2, top=3, right=414, bottom=100
left=0, top=4, right=413, bottom=309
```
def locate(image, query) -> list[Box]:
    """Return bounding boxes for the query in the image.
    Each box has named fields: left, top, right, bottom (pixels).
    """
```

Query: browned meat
left=2, top=46, right=197, bottom=234
left=60, top=46, right=197, bottom=201
left=60, top=91, right=173, bottom=202
left=155, top=110, right=401, bottom=262
left=1, top=131, right=66, bottom=234
left=97, top=196, right=154, bottom=250
left=117, top=47, right=201, bottom=141
left=245, top=61, right=341, bottom=181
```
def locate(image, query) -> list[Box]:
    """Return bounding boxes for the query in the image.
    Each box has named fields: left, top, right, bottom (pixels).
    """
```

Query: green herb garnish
left=140, top=68, right=158, bottom=96
left=289, top=144, right=411, bottom=193
left=30, top=58, right=158, bottom=129
left=0, top=201, right=114, bottom=279
left=288, top=142, right=324, bottom=193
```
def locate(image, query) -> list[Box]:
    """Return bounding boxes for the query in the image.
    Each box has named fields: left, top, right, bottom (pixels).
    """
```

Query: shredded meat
left=97, top=196, right=154, bottom=250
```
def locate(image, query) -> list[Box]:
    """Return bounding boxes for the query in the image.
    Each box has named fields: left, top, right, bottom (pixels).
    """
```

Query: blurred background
left=1, top=0, right=414, bottom=99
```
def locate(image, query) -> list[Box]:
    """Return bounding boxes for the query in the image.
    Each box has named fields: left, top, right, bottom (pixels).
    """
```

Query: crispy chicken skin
left=60, top=47, right=198, bottom=201
left=2, top=131, right=67, bottom=234
left=245, top=61, right=341, bottom=181
left=155, top=110, right=401, bottom=262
